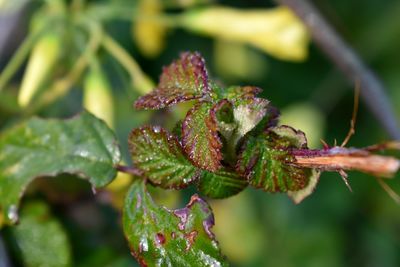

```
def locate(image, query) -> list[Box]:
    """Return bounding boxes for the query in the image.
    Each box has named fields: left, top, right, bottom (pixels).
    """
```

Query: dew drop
left=7, top=205, right=19, bottom=224
left=91, top=186, right=97, bottom=195
left=155, top=233, right=166, bottom=246
left=139, top=236, right=149, bottom=252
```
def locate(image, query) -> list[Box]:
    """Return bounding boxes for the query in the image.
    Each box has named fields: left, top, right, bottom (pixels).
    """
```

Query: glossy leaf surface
left=129, top=126, right=199, bottom=189
left=135, top=52, right=210, bottom=109
left=237, top=125, right=312, bottom=192
left=123, top=179, right=227, bottom=266
left=182, top=102, right=223, bottom=172
left=0, top=111, right=121, bottom=224
left=197, top=168, right=248, bottom=199
left=6, top=201, right=71, bottom=267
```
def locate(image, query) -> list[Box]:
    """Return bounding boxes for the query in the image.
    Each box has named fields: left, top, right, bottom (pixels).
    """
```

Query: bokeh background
left=0, top=0, right=400, bottom=266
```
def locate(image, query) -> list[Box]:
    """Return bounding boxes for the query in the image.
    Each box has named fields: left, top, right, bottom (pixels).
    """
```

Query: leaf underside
left=135, top=52, right=210, bottom=109
left=129, top=126, right=199, bottom=189
left=197, top=168, right=248, bottom=199
left=123, top=179, right=228, bottom=267
left=182, top=102, right=223, bottom=172
left=237, top=125, right=312, bottom=193
left=0, top=111, right=121, bottom=224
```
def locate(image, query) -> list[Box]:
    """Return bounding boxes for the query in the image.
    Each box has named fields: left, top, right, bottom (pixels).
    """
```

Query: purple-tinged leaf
left=135, top=52, right=210, bottom=110
left=182, top=102, right=223, bottom=172
left=123, top=179, right=228, bottom=266
left=288, top=169, right=320, bottom=204
left=129, top=126, right=199, bottom=189
left=236, top=125, right=314, bottom=193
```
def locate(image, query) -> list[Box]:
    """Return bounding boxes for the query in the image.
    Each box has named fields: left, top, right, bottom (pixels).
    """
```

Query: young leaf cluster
left=130, top=52, right=319, bottom=201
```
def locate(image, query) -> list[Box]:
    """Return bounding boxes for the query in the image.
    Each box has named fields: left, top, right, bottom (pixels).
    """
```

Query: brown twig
left=277, top=0, right=400, bottom=140
left=115, top=164, right=143, bottom=176
left=292, top=147, right=400, bottom=178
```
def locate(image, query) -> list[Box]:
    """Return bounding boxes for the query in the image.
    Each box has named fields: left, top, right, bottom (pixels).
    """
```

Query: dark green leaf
left=6, top=201, right=71, bottom=267
left=0, top=111, right=121, bottom=224
left=135, top=52, right=210, bottom=109
left=197, top=168, right=248, bottom=199
left=129, top=126, right=199, bottom=189
left=123, top=179, right=228, bottom=266
left=236, top=125, right=313, bottom=192
left=182, top=102, right=223, bottom=172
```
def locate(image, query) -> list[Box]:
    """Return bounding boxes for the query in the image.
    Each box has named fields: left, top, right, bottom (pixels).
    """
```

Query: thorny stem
left=291, top=146, right=400, bottom=178
left=277, top=0, right=400, bottom=140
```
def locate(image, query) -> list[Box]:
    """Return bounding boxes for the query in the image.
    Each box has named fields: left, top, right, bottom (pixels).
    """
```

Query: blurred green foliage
left=0, top=0, right=400, bottom=266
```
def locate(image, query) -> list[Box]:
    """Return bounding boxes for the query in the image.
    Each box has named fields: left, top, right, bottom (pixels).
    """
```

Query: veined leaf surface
left=0, top=111, right=121, bottom=224
left=135, top=52, right=210, bottom=109
left=123, top=179, right=228, bottom=266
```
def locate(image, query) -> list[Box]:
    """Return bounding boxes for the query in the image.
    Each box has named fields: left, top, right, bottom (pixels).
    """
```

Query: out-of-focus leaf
left=181, top=6, right=310, bottom=61
left=129, top=126, right=199, bottom=189
left=123, top=179, right=228, bottom=266
left=83, top=64, right=115, bottom=128
left=197, top=168, right=248, bottom=199
left=133, top=0, right=167, bottom=58
left=135, top=52, right=210, bottom=109
left=280, top=102, right=326, bottom=148
left=236, top=125, right=312, bottom=192
left=0, top=111, right=121, bottom=224
left=7, top=201, right=71, bottom=267
left=182, top=102, right=222, bottom=171
left=214, top=39, right=269, bottom=82
left=211, top=192, right=265, bottom=264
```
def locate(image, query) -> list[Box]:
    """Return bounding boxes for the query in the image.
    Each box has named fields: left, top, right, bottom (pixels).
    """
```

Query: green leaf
left=236, top=125, right=312, bottom=192
left=129, top=126, right=199, bottom=189
left=123, top=179, right=228, bottom=266
left=182, top=102, right=222, bottom=172
left=212, top=85, right=262, bottom=101
left=135, top=52, right=210, bottom=109
left=0, top=111, right=121, bottom=224
left=6, top=201, right=71, bottom=267
left=197, top=168, right=248, bottom=199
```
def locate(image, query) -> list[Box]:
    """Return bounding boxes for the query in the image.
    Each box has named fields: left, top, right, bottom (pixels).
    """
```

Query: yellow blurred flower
left=133, top=0, right=167, bottom=58
left=18, top=31, right=62, bottom=107
left=182, top=6, right=310, bottom=61
left=83, top=65, right=115, bottom=128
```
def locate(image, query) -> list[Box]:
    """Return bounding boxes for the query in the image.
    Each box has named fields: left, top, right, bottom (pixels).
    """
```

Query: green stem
left=102, top=34, right=154, bottom=95
left=0, top=30, right=41, bottom=92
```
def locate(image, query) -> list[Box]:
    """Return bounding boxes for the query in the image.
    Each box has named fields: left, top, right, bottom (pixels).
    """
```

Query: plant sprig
left=129, top=51, right=400, bottom=205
